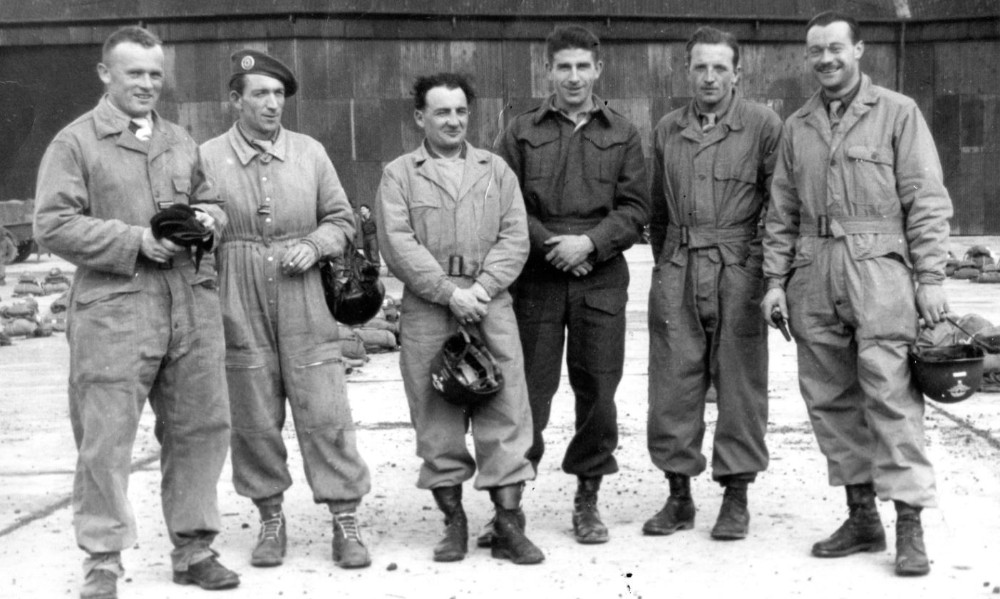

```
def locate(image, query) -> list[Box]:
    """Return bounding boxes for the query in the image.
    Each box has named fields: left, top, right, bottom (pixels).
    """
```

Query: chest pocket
left=582, top=129, right=627, bottom=183
left=845, top=145, right=895, bottom=207
left=172, top=177, right=191, bottom=205
left=522, top=128, right=560, bottom=181
left=409, top=180, right=449, bottom=255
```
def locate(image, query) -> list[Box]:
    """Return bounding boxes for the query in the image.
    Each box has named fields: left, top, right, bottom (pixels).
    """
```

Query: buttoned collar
left=797, top=73, right=876, bottom=120
left=93, top=95, right=161, bottom=139
left=533, top=94, right=612, bottom=127
left=678, top=88, right=745, bottom=133
left=227, top=122, right=288, bottom=165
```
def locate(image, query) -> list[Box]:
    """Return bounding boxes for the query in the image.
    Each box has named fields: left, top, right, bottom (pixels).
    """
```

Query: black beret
left=230, top=49, right=298, bottom=97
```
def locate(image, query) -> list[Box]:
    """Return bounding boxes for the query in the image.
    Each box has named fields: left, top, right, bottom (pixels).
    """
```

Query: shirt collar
left=230, top=122, right=287, bottom=165
left=422, top=138, right=468, bottom=160
left=821, top=76, right=863, bottom=111
left=534, top=94, right=610, bottom=126
left=94, top=95, right=158, bottom=138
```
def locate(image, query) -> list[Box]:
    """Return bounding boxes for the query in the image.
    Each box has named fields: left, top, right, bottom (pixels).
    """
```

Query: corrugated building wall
left=1, top=1, right=998, bottom=233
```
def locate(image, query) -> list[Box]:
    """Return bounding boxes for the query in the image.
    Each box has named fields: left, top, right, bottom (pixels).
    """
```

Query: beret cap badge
left=240, top=55, right=255, bottom=70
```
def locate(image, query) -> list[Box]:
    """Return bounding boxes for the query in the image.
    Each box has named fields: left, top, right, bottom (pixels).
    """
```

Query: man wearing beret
left=34, top=26, right=240, bottom=597
left=200, top=49, right=373, bottom=570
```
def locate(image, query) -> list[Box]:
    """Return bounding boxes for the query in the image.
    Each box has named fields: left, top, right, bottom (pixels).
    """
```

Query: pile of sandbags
left=949, top=245, right=999, bottom=283
left=0, top=296, right=53, bottom=342
left=335, top=295, right=401, bottom=368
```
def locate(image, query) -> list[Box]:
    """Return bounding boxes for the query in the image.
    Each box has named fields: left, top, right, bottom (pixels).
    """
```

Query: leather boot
left=573, top=476, right=609, bottom=544
left=894, top=501, right=930, bottom=576
left=250, top=505, right=286, bottom=567
left=431, top=486, right=468, bottom=562
left=642, top=472, right=695, bottom=535
left=489, top=484, right=545, bottom=565
left=332, top=511, right=372, bottom=569
left=477, top=511, right=526, bottom=548
left=812, top=483, right=887, bottom=557
left=711, top=482, right=749, bottom=540
left=81, top=553, right=122, bottom=599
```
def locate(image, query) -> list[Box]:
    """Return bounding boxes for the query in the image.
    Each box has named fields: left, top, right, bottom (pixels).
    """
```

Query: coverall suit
left=647, top=91, right=782, bottom=482
left=34, top=98, right=232, bottom=572
left=376, top=141, right=535, bottom=490
left=496, top=95, right=649, bottom=477
left=763, top=74, right=953, bottom=507
left=200, top=125, right=371, bottom=512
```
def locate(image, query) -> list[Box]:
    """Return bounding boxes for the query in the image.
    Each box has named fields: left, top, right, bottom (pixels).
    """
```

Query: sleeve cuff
left=766, top=277, right=787, bottom=290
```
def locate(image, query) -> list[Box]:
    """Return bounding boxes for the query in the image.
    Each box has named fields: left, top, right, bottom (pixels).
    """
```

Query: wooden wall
left=1, top=2, right=998, bottom=233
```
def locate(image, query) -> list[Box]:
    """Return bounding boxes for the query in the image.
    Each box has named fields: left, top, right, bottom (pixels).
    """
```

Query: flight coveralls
left=33, top=98, right=231, bottom=572
left=763, top=74, right=953, bottom=507
left=496, top=95, right=649, bottom=477
left=376, top=141, right=535, bottom=490
left=647, top=92, right=782, bottom=482
left=200, top=125, right=371, bottom=512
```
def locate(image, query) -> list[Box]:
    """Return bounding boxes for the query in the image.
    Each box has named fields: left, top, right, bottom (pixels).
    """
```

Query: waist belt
left=437, top=256, right=481, bottom=278
left=800, top=215, right=904, bottom=238
left=541, top=217, right=604, bottom=235
left=665, top=224, right=757, bottom=249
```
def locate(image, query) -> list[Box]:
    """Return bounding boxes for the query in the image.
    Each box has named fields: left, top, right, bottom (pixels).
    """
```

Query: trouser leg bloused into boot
left=894, top=501, right=930, bottom=576
left=431, top=486, right=468, bottom=562
left=250, top=503, right=286, bottom=568
left=573, top=476, right=609, bottom=544
left=812, top=483, right=886, bottom=557
left=711, top=478, right=750, bottom=540
left=489, top=484, right=544, bottom=565
left=643, top=472, right=695, bottom=535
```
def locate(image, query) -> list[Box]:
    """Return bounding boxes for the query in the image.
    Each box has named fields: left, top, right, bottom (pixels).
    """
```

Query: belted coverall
left=376, top=141, right=535, bottom=490
left=763, top=75, right=953, bottom=507
left=647, top=91, right=782, bottom=482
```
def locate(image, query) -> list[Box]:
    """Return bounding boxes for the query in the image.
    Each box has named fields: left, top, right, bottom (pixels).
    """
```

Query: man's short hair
left=411, top=73, right=476, bottom=111
left=806, top=11, right=862, bottom=43
left=685, top=26, right=740, bottom=69
left=545, top=25, right=600, bottom=63
left=102, top=26, right=162, bottom=63
left=229, top=75, right=248, bottom=96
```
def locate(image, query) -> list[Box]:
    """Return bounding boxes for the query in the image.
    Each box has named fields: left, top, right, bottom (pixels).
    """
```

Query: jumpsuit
left=647, top=92, right=782, bottom=482
left=200, top=125, right=370, bottom=511
left=34, top=98, right=231, bottom=572
left=376, top=142, right=535, bottom=490
left=763, top=74, right=953, bottom=507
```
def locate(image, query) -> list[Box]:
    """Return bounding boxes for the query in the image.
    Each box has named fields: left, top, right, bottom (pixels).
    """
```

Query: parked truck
left=0, top=199, right=36, bottom=264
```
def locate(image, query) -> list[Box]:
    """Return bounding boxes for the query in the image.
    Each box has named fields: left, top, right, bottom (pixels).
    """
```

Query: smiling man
left=496, top=25, right=649, bottom=546
left=760, top=11, right=953, bottom=576
left=200, top=49, right=373, bottom=571
left=34, top=26, right=239, bottom=598
left=644, top=26, right=781, bottom=543
left=376, top=73, right=542, bottom=565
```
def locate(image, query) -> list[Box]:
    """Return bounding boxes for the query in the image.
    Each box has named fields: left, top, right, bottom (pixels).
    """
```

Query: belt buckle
left=818, top=215, right=831, bottom=238
left=448, top=255, right=465, bottom=276
left=679, top=225, right=689, bottom=247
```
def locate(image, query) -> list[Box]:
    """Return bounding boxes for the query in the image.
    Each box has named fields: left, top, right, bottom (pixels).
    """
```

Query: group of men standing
left=33, top=8, right=953, bottom=599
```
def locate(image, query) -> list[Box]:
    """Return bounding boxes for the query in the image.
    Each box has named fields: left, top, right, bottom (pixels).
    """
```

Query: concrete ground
left=1, top=239, right=999, bottom=599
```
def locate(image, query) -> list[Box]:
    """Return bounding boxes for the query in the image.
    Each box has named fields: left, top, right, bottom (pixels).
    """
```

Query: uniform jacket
left=650, top=91, right=782, bottom=266
left=200, top=124, right=355, bottom=358
left=34, top=98, right=225, bottom=306
left=495, top=95, right=649, bottom=265
left=376, top=142, right=528, bottom=305
left=763, top=74, right=953, bottom=287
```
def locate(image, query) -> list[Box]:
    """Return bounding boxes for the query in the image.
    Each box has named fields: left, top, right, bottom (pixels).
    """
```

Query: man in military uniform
left=495, top=25, right=649, bottom=545
left=200, top=49, right=372, bottom=570
left=760, top=11, right=953, bottom=576
left=644, top=26, right=782, bottom=542
left=377, top=73, right=544, bottom=565
left=34, top=25, right=239, bottom=598
left=356, top=204, right=380, bottom=269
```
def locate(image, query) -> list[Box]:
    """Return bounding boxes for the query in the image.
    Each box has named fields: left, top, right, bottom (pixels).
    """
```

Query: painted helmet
left=909, top=344, right=984, bottom=403
left=430, top=327, right=504, bottom=408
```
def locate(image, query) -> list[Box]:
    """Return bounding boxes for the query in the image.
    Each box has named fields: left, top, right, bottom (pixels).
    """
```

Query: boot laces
left=335, top=512, right=363, bottom=542
left=259, top=515, right=283, bottom=542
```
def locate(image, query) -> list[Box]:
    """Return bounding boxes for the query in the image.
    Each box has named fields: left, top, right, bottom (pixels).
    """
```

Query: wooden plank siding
left=1, top=7, right=998, bottom=231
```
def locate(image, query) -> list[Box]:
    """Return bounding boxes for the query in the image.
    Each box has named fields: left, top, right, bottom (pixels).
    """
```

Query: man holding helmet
left=376, top=73, right=543, bottom=565
left=200, top=49, right=372, bottom=570
left=760, top=11, right=953, bottom=577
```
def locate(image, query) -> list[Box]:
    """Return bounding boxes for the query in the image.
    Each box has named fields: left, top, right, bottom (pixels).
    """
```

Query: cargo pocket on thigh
left=722, top=260, right=766, bottom=338
left=287, top=345, right=350, bottom=430
left=225, top=350, right=274, bottom=432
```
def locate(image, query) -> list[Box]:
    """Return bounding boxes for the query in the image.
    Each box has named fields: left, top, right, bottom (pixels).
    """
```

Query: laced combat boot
left=332, top=511, right=371, bottom=569
left=489, top=484, right=545, bottom=565
left=250, top=505, right=286, bottom=567
left=711, top=480, right=750, bottom=540
left=894, top=501, right=930, bottom=576
left=431, top=485, right=468, bottom=562
left=573, top=476, right=609, bottom=544
left=642, top=472, right=695, bottom=535
left=812, top=483, right=887, bottom=557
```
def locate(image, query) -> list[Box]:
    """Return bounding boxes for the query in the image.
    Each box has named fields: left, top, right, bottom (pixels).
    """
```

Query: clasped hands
left=140, top=209, right=217, bottom=263
left=449, top=282, right=490, bottom=325
left=545, top=234, right=594, bottom=277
